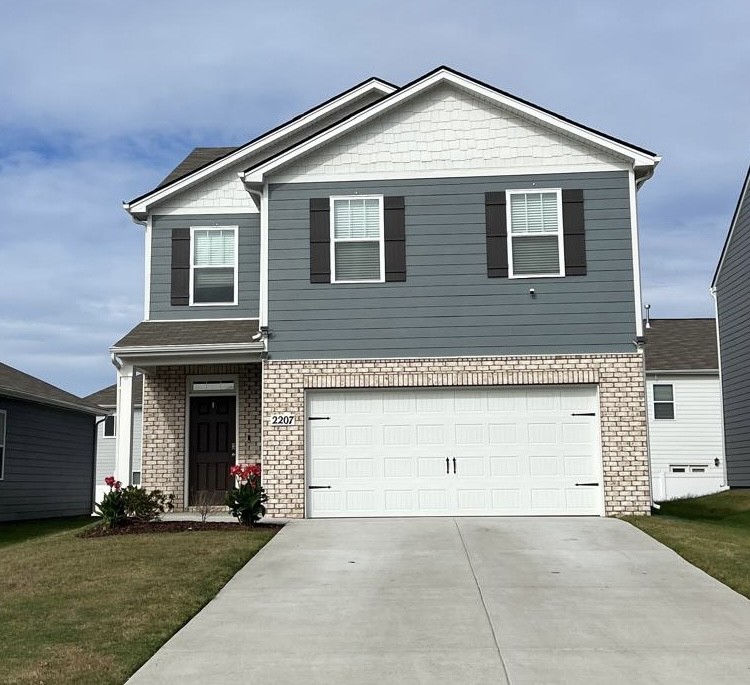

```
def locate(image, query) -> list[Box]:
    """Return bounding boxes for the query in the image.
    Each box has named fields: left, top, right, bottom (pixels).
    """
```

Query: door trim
left=184, top=374, right=239, bottom=508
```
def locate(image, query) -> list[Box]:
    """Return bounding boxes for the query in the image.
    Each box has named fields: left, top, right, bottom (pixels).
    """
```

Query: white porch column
left=114, top=362, right=135, bottom=486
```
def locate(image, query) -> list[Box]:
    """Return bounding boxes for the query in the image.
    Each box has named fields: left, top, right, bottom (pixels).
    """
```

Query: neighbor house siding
left=716, top=179, right=750, bottom=486
left=646, top=375, right=724, bottom=471
left=94, top=407, right=142, bottom=486
left=267, top=171, right=636, bottom=359
left=149, top=214, right=260, bottom=320
left=0, top=397, right=95, bottom=522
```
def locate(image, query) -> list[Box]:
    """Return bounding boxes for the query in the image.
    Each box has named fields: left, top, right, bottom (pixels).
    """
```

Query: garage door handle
left=446, top=457, right=450, bottom=474
left=571, top=412, right=596, bottom=417
left=453, top=457, right=457, bottom=475
left=308, top=485, right=332, bottom=489
left=575, top=482, right=599, bottom=487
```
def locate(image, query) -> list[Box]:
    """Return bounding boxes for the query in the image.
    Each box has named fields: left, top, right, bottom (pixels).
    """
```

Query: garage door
left=306, top=386, right=602, bottom=517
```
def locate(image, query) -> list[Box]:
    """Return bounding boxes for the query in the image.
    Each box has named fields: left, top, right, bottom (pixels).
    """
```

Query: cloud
left=0, top=1, right=748, bottom=392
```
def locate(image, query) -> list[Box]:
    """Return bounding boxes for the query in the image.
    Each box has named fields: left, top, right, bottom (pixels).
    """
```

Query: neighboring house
left=644, top=319, right=725, bottom=501
left=84, top=376, right=143, bottom=503
left=112, top=66, right=661, bottom=518
left=0, top=362, right=100, bottom=522
left=712, top=163, right=750, bottom=488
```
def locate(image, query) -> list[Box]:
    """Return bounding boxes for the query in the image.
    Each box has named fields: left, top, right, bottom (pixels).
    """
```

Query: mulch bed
left=80, top=520, right=283, bottom=538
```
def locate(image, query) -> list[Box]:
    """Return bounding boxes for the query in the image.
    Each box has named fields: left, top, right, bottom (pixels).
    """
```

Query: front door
left=189, top=395, right=236, bottom=505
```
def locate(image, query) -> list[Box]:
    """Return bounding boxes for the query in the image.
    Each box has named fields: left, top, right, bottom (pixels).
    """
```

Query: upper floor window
left=331, top=196, right=384, bottom=283
left=507, top=190, right=564, bottom=278
left=190, top=227, right=238, bottom=305
left=653, top=384, right=675, bottom=419
left=0, top=410, right=6, bottom=480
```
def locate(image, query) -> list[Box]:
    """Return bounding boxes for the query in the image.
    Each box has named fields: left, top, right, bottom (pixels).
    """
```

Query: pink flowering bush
left=226, top=463, right=267, bottom=526
left=95, top=476, right=175, bottom=529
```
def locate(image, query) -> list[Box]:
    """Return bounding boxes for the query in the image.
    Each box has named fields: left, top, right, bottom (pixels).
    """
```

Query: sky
left=0, top=1, right=748, bottom=396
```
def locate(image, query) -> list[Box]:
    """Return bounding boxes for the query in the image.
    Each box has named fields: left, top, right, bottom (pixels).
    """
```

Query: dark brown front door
left=189, top=395, right=236, bottom=505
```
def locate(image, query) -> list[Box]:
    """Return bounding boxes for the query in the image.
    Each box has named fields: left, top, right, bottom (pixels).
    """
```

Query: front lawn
left=0, top=520, right=278, bottom=684
left=0, top=516, right=93, bottom=548
left=625, top=490, right=750, bottom=599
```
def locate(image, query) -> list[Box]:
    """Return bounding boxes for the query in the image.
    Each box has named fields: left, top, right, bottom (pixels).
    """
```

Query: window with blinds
left=331, top=197, right=383, bottom=282
left=191, top=228, right=237, bottom=304
left=508, top=191, right=564, bottom=277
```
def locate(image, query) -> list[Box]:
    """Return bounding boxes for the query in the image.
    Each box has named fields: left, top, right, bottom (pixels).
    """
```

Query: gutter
left=0, top=387, right=102, bottom=416
left=111, top=342, right=264, bottom=356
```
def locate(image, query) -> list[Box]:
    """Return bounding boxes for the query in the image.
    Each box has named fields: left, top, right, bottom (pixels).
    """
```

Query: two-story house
left=112, top=67, right=660, bottom=518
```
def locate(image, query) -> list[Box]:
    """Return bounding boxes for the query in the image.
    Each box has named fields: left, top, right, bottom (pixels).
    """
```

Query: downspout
left=711, top=286, right=730, bottom=490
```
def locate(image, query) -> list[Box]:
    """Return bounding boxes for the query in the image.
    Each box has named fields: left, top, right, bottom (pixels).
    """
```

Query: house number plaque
left=270, top=414, right=296, bottom=426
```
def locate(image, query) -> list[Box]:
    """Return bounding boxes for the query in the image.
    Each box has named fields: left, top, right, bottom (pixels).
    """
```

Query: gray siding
left=716, top=178, right=750, bottom=487
left=94, top=408, right=142, bottom=485
left=150, top=214, right=260, bottom=319
left=267, top=172, right=637, bottom=359
left=0, top=397, right=95, bottom=522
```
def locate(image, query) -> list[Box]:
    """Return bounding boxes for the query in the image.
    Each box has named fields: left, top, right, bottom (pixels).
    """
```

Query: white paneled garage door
left=306, top=386, right=603, bottom=517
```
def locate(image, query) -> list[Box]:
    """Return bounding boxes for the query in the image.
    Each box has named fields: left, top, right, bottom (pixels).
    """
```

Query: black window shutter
left=171, top=228, right=190, bottom=305
left=384, top=196, right=406, bottom=282
left=562, top=189, right=586, bottom=276
left=485, top=192, right=508, bottom=278
left=310, top=198, right=331, bottom=283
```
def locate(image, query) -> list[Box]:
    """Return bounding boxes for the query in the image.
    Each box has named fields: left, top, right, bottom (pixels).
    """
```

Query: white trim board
left=712, top=164, right=750, bottom=287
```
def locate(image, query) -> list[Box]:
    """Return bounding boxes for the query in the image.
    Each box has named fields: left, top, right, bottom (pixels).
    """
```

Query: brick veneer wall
left=141, top=363, right=261, bottom=510
left=261, top=353, right=651, bottom=518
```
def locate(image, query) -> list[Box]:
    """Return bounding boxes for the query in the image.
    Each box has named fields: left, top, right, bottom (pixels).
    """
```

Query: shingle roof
left=643, top=318, right=718, bottom=371
left=112, top=320, right=260, bottom=349
left=84, top=375, right=143, bottom=408
left=0, top=362, right=101, bottom=414
left=156, top=147, right=238, bottom=190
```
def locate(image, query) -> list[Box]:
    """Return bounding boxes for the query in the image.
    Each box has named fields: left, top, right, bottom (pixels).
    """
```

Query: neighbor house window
left=670, top=465, right=707, bottom=474
left=191, top=227, right=237, bottom=304
left=0, top=410, right=5, bottom=479
left=653, top=384, right=675, bottom=419
left=103, top=415, right=116, bottom=437
left=132, top=471, right=141, bottom=486
left=507, top=190, right=564, bottom=277
left=331, top=196, right=384, bottom=282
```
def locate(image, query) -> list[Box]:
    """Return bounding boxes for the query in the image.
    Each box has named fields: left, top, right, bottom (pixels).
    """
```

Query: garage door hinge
left=571, top=412, right=596, bottom=416
left=308, top=416, right=331, bottom=421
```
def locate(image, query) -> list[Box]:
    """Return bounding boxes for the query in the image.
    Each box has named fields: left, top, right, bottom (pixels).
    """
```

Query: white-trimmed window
left=0, top=410, right=6, bottom=480
left=103, top=415, right=116, bottom=438
left=190, top=227, right=238, bottom=305
left=670, top=465, right=707, bottom=474
left=653, top=384, right=675, bottom=420
left=507, top=189, right=565, bottom=278
left=330, top=196, right=384, bottom=283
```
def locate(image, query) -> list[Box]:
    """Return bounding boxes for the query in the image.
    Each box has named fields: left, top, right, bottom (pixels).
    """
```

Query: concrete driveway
left=128, top=518, right=750, bottom=684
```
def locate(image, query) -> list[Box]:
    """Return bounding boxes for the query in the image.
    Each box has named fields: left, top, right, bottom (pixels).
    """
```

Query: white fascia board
left=629, top=169, right=645, bottom=339
left=125, top=79, right=396, bottom=215
left=712, top=165, right=750, bottom=287
left=244, top=69, right=660, bottom=183
left=111, top=342, right=264, bottom=356
left=645, top=369, right=720, bottom=376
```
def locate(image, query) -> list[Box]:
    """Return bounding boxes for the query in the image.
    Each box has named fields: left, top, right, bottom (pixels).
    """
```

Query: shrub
left=226, top=464, right=267, bottom=526
left=95, top=477, right=174, bottom=528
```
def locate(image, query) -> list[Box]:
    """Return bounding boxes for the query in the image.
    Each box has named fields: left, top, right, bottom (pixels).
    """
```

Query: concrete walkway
left=127, top=518, right=750, bottom=684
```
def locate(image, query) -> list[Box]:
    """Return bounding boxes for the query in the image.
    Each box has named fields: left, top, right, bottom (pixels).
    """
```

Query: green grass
left=625, top=490, right=750, bottom=599
left=0, top=516, right=95, bottom=548
left=0, top=524, right=278, bottom=685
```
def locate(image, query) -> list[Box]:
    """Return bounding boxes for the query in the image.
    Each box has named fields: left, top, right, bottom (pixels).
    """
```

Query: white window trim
left=0, top=409, right=6, bottom=480
left=103, top=414, right=116, bottom=439
left=506, top=188, right=565, bottom=279
left=653, top=383, right=676, bottom=420
left=329, top=195, right=385, bottom=284
left=188, top=226, right=239, bottom=306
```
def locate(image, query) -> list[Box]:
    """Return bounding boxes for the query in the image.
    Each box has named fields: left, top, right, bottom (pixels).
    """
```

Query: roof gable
left=84, top=375, right=143, bottom=408
left=125, top=77, right=396, bottom=216
left=244, top=66, right=660, bottom=184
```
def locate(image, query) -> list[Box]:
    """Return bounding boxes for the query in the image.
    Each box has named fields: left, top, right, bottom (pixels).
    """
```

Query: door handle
left=575, top=482, right=599, bottom=487
left=308, top=485, right=332, bottom=490
left=446, top=457, right=450, bottom=474
left=453, top=457, right=457, bottom=475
